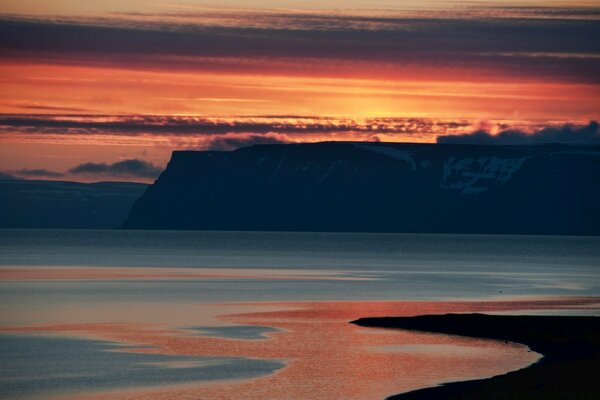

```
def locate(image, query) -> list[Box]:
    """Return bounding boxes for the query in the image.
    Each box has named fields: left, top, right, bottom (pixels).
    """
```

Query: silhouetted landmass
left=122, top=142, right=600, bottom=234
left=0, top=179, right=147, bottom=228
left=352, top=314, right=600, bottom=399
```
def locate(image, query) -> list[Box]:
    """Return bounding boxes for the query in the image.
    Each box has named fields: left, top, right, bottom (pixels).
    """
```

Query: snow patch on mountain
left=442, top=156, right=528, bottom=194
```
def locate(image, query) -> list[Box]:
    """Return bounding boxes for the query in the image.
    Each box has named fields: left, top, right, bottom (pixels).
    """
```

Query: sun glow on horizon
left=1, top=1, right=598, bottom=181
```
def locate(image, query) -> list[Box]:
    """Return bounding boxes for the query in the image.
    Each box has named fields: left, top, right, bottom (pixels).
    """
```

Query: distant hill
left=121, top=142, right=600, bottom=235
left=0, top=180, right=148, bottom=229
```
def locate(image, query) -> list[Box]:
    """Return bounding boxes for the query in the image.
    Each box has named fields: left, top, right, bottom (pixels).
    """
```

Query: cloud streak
left=1, top=7, right=599, bottom=82
left=437, top=121, right=600, bottom=145
left=14, top=168, right=64, bottom=178
left=205, top=132, right=291, bottom=151
left=0, top=114, right=485, bottom=147
left=69, top=159, right=163, bottom=179
left=0, top=114, right=471, bottom=137
left=4, top=114, right=595, bottom=148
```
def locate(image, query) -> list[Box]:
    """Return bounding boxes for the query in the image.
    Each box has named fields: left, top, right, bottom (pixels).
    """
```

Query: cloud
left=203, top=133, right=291, bottom=151
left=437, top=121, right=600, bottom=145
left=0, top=171, right=18, bottom=180
left=0, top=114, right=469, bottom=137
left=1, top=8, right=599, bottom=83
left=0, top=114, right=471, bottom=147
left=11, top=104, right=94, bottom=113
left=15, top=168, right=64, bottom=178
left=5, top=114, right=599, bottom=148
left=69, top=159, right=163, bottom=179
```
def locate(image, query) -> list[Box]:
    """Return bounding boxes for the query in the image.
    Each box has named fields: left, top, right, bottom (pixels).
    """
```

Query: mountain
left=0, top=179, right=148, bottom=229
left=121, top=142, right=600, bottom=235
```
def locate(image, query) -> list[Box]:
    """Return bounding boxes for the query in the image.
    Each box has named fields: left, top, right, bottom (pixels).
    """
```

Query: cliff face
left=122, top=142, right=600, bottom=234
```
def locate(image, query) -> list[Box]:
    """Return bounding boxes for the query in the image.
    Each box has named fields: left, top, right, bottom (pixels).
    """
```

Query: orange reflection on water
left=5, top=299, right=598, bottom=399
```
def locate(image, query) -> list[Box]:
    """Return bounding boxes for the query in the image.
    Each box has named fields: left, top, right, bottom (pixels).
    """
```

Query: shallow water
left=0, top=230, right=598, bottom=399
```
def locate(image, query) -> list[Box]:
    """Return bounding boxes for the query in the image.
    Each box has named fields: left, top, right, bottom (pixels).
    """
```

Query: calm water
left=0, top=230, right=598, bottom=399
left=1, top=229, right=599, bottom=302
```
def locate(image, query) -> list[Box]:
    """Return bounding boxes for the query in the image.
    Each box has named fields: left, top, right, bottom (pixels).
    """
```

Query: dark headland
left=121, top=142, right=600, bottom=234
left=352, top=314, right=600, bottom=399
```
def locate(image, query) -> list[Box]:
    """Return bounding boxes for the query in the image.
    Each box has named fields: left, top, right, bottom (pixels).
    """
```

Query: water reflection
left=6, top=299, right=596, bottom=399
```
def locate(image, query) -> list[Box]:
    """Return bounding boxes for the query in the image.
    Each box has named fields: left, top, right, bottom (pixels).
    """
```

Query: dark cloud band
left=2, top=160, right=163, bottom=181
left=437, top=121, right=599, bottom=145
left=0, top=114, right=471, bottom=136
left=1, top=8, right=599, bottom=82
left=69, top=159, right=163, bottom=178
left=15, top=168, right=64, bottom=178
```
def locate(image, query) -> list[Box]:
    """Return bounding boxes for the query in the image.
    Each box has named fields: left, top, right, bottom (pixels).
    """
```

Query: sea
left=0, top=230, right=598, bottom=399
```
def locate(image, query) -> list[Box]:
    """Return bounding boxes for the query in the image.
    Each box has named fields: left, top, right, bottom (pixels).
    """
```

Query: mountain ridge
left=0, top=179, right=148, bottom=229
left=122, top=142, right=600, bottom=234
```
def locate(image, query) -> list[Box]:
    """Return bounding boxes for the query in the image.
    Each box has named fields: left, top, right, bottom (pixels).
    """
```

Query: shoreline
left=352, top=314, right=600, bottom=399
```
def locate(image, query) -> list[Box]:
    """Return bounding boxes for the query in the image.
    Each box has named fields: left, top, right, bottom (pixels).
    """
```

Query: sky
left=0, top=1, right=599, bottom=182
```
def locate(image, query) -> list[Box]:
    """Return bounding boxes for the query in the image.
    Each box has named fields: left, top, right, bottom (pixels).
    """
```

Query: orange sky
left=1, top=1, right=599, bottom=181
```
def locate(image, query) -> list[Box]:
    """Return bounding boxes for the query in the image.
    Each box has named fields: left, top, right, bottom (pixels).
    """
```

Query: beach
left=353, top=314, right=600, bottom=399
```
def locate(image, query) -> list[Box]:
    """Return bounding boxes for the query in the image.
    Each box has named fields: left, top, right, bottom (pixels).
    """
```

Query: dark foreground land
left=352, top=314, right=600, bottom=400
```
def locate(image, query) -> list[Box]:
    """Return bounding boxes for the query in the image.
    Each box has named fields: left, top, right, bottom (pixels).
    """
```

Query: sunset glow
left=1, top=1, right=599, bottom=181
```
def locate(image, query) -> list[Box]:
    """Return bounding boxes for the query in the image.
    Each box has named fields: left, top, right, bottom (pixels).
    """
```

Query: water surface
left=0, top=230, right=598, bottom=399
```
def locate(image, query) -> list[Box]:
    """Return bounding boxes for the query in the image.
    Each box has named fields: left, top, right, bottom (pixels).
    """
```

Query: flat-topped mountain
left=121, top=142, right=600, bottom=234
left=0, top=179, right=147, bottom=229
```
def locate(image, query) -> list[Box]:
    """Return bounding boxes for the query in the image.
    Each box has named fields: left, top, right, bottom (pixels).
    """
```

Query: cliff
left=121, top=142, right=600, bottom=234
